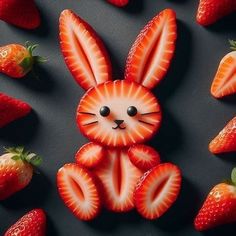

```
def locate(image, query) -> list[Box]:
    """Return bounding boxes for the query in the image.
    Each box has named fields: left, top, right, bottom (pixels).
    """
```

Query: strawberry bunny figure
left=57, top=9, right=182, bottom=221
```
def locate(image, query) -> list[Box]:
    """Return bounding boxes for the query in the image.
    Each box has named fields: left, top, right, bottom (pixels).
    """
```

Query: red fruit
left=59, top=9, right=112, bottom=90
left=128, top=144, right=161, bottom=171
left=134, top=163, right=181, bottom=220
left=0, top=93, right=31, bottom=128
left=106, top=0, right=129, bottom=7
left=0, top=0, right=41, bottom=29
left=75, top=142, right=105, bottom=168
left=0, top=42, right=45, bottom=79
left=211, top=40, right=236, bottom=98
left=194, top=168, right=236, bottom=231
left=209, top=116, right=236, bottom=154
left=196, top=0, right=236, bottom=26
left=77, top=80, right=162, bottom=147
left=57, top=163, right=101, bottom=221
left=0, top=147, right=42, bottom=200
left=125, top=9, right=177, bottom=89
left=94, top=149, right=143, bottom=212
left=4, top=209, right=46, bottom=236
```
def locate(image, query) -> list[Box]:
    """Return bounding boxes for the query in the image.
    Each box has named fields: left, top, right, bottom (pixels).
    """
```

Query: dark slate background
left=0, top=0, right=236, bottom=235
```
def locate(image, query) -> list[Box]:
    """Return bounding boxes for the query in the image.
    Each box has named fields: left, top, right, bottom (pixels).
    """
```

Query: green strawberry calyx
left=231, top=168, right=236, bottom=185
left=229, top=39, right=236, bottom=51
left=19, top=41, right=47, bottom=74
left=4, top=146, right=42, bottom=167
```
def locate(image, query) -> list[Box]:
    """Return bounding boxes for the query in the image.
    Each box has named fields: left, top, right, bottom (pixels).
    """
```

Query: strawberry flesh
left=125, top=9, right=177, bottom=89
left=211, top=51, right=236, bottom=98
left=134, top=163, right=181, bottom=219
left=75, top=142, right=105, bottom=168
left=128, top=144, right=161, bottom=171
left=77, top=80, right=162, bottom=147
left=57, top=163, right=101, bottom=220
left=94, top=149, right=143, bottom=212
left=59, top=9, right=112, bottom=90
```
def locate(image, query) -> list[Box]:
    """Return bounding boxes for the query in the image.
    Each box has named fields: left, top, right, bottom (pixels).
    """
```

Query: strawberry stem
left=231, top=168, right=236, bottom=185
left=229, top=39, right=236, bottom=51
left=4, top=146, right=42, bottom=167
left=20, top=42, right=47, bottom=75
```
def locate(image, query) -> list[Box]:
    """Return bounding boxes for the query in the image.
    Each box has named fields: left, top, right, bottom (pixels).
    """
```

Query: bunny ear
left=59, top=10, right=112, bottom=90
left=124, top=9, right=177, bottom=89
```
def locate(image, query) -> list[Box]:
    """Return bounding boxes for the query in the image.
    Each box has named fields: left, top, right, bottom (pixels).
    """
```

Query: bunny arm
left=75, top=142, right=105, bottom=169
left=127, top=144, right=161, bottom=171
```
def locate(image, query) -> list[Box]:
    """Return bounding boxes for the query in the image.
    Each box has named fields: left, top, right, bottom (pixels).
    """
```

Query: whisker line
left=138, top=120, right=154, bottom=126
left=83, top=121, right=98, bottom=126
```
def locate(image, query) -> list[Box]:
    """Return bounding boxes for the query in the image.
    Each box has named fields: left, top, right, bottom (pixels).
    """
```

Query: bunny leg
left=128, top=144, right=161, bottom=171
left=75, top=142, right=105, bottom=168
left=134, top=163, right=181, bottom=220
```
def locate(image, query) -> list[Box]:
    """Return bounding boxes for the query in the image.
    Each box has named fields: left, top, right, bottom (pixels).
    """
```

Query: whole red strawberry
left=209, top=116, right=236, bottom=154
left=0, top=0, right=41, bottom=29
left=0, top=42, right=46, bottom=79
left=194, top=168, right=236, bottom=231
left=0, top=93, right=31, bottom=128
left=4, top=209, right=46, bottom=236
left=106, top=0, right=129, bottom=7
left=196, top=0, right=236, bottom=26
left=0, top=147, right=42, bottom=200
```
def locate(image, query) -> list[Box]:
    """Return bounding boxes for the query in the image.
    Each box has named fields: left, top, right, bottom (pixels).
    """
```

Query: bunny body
left=58, top=8, right=181, bottom=220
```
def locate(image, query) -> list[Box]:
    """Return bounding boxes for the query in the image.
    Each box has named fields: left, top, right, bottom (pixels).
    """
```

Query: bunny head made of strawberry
left=57, top=9, right=182, bottom=221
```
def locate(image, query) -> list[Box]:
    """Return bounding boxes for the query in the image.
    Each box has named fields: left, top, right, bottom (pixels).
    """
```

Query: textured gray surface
left=0, top=0, right=236, bottom=235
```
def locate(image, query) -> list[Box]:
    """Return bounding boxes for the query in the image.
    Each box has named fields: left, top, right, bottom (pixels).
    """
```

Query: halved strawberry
left=134, top=163, right=181, bottom=220
left=106, top=0, right=129, bottom=7
left=125, top=9, right=177, bottom=89
left=59, top=9, right=112, bottom=90
left=57, top=163, right=101, bottom=221
left=77, top=80, right=162, bottom=147
left=209, top=116, right=236, bottom=154
left=211, top=40, right=236, bottom=98
left=94, top=149, right=143, bottom=212
left=75, top=142, right=105, bottom=168
left=128, top=144, right=161, bottom=171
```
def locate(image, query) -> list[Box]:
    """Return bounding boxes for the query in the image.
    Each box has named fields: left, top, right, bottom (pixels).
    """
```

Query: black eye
left=100, top=106, right=110, bottom=117
left=127, top=106, right=138, bottom=117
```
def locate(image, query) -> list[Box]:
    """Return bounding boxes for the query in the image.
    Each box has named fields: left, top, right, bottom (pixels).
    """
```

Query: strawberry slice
left=94, top=149, right=143, bottom=212
left=75, top=142, right=105, bottom=168
left=209, top=116, right=236, bottom=154
left=59, top=9, right=112, bottom=90
left=106, top=0, right=129, bottom=7
left=77, top=80, right=162, bottom=147
left=134, top=163, right=181, bottom=220
left=211, top=40, right=236, bottom=98
left=0, top=93, right=31, bottom=128
left=196, top=0, right=236, bottom=26
left=125, top=9, right=177, bottom=89
left=128, top=144, right=161, bottom=171
left=57, top=163, right=101, bottom=221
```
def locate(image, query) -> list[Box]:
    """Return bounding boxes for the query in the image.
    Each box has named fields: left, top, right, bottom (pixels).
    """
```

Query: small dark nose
left=114, top=120, right=124, bottom=126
